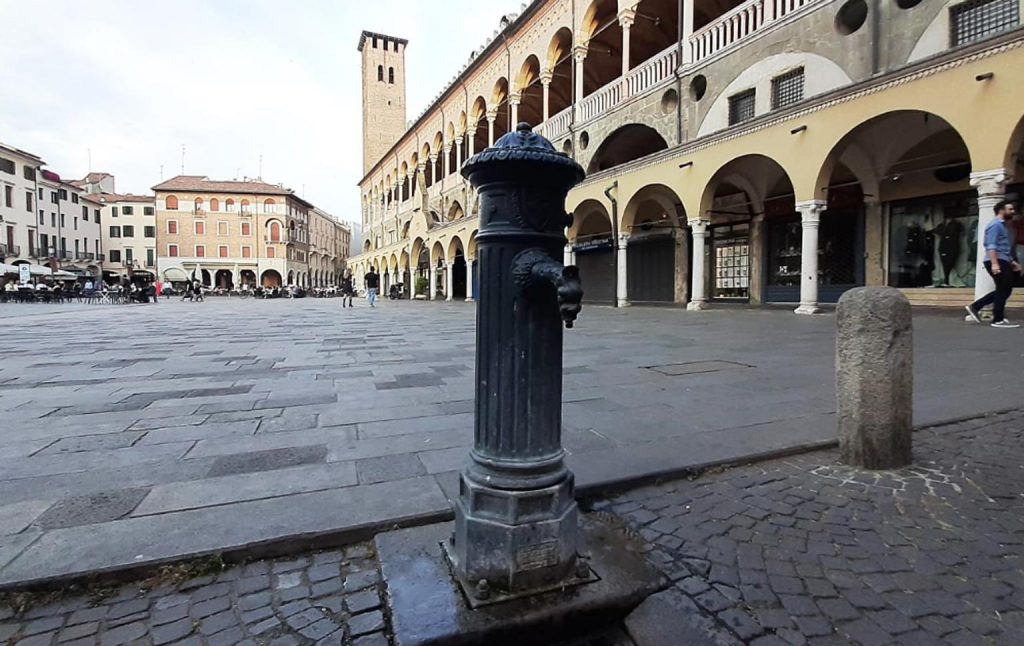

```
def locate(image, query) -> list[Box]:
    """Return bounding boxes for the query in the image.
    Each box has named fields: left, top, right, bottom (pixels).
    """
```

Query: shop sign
left=573, top=237, right=613, bottom=252
left=18, top=265, right=30, bottom=284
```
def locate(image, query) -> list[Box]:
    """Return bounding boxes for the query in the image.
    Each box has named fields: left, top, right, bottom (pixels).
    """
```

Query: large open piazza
left=1, top=298, right=1019, bottom=591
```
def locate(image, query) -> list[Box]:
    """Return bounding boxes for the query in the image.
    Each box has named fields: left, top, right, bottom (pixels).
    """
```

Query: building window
left=240, top=199, right=250, bottom=213
left=125, top=248, right=134, bottom=264
left=266, top=246, right=275, bottom=258
left=226, top=199, right=236, bottom=212
left=210, top=198, right=220, bottom=212
left=72, top=193, right=79, bottom=204
left=388, top=67, right=395, bottom=84
left=26, top=191, right=33, bottom=212
left=23, top=165, right=35, bottom=180
left=217, top=220, right=228, bottom=236
left=95, top=209, right=101, bottom=222
left=81, top=205, right=88, bottom=218
left=218, top=245, right=229, bottom=258
left=952, top=0, right=1019, bottom=45
left=168, top=244, right=179, bottom=257
left=241, top=221, right=252, bottom=236
left=195, top=221, right=206, bottom=235
left=109, top=226, right=121, bottom=238
left=123, top=225, right=135, bottom=237
left=263, top=198, right=276, bottom=213
left=241, top=245, right=252, bottom=258
left=146, top=249, right=155, bottom=267
left=123, top=206, right=133, bottom=215
left=167, top=220, right=178, bottom=234
left=4, top=185, right=11, bottom=207
left=194, top=197, right=204, bottom=213
left=109, top=250, right=121, bottom=263
left=144, top=206, right=154, bottom=216
left=74, top=217, right=78, bottom=231
left=728, top=89, right=756, bottom=126
left=0, top=158, right=13, bottom=174
left=51, top=214, right=56, bottom=227
left=112, top=206, right=119, bottom=217
left=165, top=195, right=178, bottom=210
left=269, top=221, right=282, bottom=242
left=195, top=245, right=206, bottom=258
left=60, top=214, right=65, bottom=227
left=378, top=65, right=384, bottom=82
left=144, top=226, right=155, bottom=238
left=59, top=188, right=68, bottom=200
left=771, top=68, right=804, bottom=110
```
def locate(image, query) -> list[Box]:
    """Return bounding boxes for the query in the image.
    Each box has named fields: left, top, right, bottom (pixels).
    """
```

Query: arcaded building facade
left=350, top=0, right=1024, bottom=311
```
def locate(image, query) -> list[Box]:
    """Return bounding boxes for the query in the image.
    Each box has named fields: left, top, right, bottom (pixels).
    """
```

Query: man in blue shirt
left=966, top=200, right=1021, bottom=328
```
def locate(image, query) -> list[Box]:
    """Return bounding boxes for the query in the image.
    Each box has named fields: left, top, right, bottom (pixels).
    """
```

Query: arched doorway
left=214, top=269, right=233, bottom=290
left=622, top=184, right=687, bottom=303
left=702, top=154, right=796, bottom=304
left=261, top=269, right=282, bottom=288
left=287, top=270, right=295, bottom=286
left=818, top=110, right=973, bottom=298
left=240, top=270, right=256, bottom=288
left=571, top=200, right=616, bottom=305
left=191, top=268, right=212, bottom=287
left=587, top=124, right=668, bottom=174
left=449, top=237, right=467, bottom=300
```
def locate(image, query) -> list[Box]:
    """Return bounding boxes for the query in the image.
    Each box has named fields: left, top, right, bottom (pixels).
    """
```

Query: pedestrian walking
left=966, top=200, right=1022, bottom=328
left=182, top=280, right=193, bottom=302
left=341, top=273, right=354, bottom=308
left=364, top=268, right=380, bottom=308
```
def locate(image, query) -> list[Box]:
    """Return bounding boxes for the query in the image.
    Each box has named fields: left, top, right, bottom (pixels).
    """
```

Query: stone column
left=749, top=214, right=764, bottom=305
left=863, top=200, right=885, bottom=287
left=429, top=264, right=437, bottom=301
left=487, top=112, right=497, bottom=147
left=563, top=243, right=573, bottom=267
left=541, top=72, right=552, bottom=123
left=467, top=128, right=477, bottom=157
left=445, top=262, right=454, bottom=301
left=836, top=287, right=913, bottom=469
left=509, top=97, right=520, bottom=127
left=455, top=136, right=464, bottom=173
left=619, top=10, right=635, bottom=95
left=573, top=45, right=587, bottom=121
left=464, top=257, right=474, bottom=302
left=443, top=145, right=452, bottom=178
left=795, top=200, right=826, bottom=315
left=687, top=219, right=708, bottom=310
left=970, top=170, right=1009, bottom=301
left=430, top=155, right=439, bottom=187
left=673, top=228, right=690, bottom=305
left=616, top=234, right=630, bottom=307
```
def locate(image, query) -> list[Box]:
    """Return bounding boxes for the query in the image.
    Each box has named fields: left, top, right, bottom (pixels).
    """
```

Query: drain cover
left=645, top=360, right=753, bottom=376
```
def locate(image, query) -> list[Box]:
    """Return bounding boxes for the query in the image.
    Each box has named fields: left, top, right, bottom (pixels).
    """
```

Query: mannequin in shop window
left=903, top=220, right=935, bottom=286
left=930, top=214, right=963, bottom=286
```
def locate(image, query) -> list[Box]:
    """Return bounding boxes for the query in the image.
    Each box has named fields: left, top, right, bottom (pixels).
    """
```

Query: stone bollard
left=836, top=287, right=913, bottom=469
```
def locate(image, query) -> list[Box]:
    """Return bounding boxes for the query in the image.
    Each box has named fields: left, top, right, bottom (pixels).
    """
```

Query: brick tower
left=358, top=31, right=408, bottom=175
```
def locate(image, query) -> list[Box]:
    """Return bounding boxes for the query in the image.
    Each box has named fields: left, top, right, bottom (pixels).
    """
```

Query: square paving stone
left=207, top=444, right=328, bottom=477
left=355, top=453, right=427, bottom=485
left=34, top=488, right=150, bottom=530
left=42, top=432, right=146, bottom=454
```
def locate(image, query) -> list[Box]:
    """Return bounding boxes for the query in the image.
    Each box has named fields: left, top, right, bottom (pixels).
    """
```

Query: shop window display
left=711, top=223, right=750, bottom=300
left=888, top=192, right=977, bottom=288
left=767, top=216, right=802, bottom=288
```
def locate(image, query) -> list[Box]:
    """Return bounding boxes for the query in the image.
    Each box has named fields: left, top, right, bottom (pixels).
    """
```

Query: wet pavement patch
left=34, top=488, right=150, bottom=530
left=207, top=445, right=328, bottom=478
left=645, top=360, right=754, bottom=376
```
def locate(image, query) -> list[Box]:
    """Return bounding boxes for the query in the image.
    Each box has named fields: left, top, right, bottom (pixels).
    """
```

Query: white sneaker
left=991, top=320, right=1020, bottom=329
left=965, top=305, right=982, bottom=324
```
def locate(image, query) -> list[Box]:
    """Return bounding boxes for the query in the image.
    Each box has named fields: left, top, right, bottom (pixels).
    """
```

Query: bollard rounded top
left=461, top=122, right=584, bottom=189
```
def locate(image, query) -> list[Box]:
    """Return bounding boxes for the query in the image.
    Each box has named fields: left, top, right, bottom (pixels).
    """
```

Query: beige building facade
left=309, top=207, right=351, bottom=287
left=350, top=0, right=1024, bottom=310
left=90, top=194, right=157, bottom=281
left=153, top=176, right=315, bottom=290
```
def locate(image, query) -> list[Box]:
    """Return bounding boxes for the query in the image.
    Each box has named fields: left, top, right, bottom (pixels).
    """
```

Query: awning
left=27, top=265, right=52, bottom=276
left=52, top=269, right=78, bottom=280
left=162, top=267, right=189, bottom=282
left=0, top=263, right=19, bottom=275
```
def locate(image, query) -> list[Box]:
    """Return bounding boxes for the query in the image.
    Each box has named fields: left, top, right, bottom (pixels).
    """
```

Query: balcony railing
left=690, top=0, right=816, bottom=63
left=75, top=251, right=96, bottom=261
left=626, top=45, right=679, bottom=97
left=1, top=244, right=19, bottom=257
left=578, top=80, right=622, bottom=123
left=541, top=105, right=573, bottom=140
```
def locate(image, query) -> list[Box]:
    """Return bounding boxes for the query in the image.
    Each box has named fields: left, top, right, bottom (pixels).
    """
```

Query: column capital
left=617, top=233, right=629, bottom=248
left=429, top=154, right=438, bottom=164
left=687, top=219, right=709, bottom=234
left=970, top=169, right=1010, bottom=197
left=795, top=200, right=827, bottom=224
left=573, top=43, right=588, bottom=62
left=618, top=8, right=637, bottom=29
left=466, top=125, right=478, bottom=137
left=508, top=95, right=521, bottom=107
left=416, top=162, right=426, bottom=172
left=540, top=70, right=553, bottom=85
left=486, top=109, right=498, bottom=122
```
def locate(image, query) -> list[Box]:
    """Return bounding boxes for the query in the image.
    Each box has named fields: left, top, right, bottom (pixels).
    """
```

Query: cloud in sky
left=0, top=0, right=526, bottom=222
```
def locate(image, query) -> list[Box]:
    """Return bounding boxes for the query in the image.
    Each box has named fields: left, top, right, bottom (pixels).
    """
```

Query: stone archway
left=621, top=184, right=688, bottom=304
left=570, top=199, right=616, bottom=305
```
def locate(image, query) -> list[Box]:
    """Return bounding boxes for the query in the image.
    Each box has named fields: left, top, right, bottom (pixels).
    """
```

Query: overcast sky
left=0, top=0, right=525, bottom=223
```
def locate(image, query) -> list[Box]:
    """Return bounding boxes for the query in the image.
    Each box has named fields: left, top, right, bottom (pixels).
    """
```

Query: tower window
left=378, top=65, right=384, bottom=82
left=372, top=36, right=378, bottom=48
left=388, top=67, right=395, bottom=84
left=383, top=40, right=388, bottom=51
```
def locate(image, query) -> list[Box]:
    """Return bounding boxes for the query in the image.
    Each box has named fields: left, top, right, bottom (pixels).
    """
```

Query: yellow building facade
left=351, top=0, right=1024, bottom=310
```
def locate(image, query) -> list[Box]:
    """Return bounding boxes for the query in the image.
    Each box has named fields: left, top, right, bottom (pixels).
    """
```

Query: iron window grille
left=951, top=0, right=1019, bottom=46
left=771, top=68, right=805, bottom=110
left=728, top=89, right=756, bottom=126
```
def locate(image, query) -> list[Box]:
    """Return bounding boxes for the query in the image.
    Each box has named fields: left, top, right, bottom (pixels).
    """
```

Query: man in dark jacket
left=340, top=273, right=354, bottom=308
left=364, top=268, right=380, bottom=308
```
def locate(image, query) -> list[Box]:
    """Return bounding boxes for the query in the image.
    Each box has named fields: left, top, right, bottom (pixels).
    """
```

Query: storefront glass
left=711, top=223, right=749, bottom=300
left=766, top=216, right=802, bottom=290
left=888, top=191, right=977, bottom=288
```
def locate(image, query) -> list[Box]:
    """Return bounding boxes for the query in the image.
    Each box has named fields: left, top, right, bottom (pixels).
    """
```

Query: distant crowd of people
left=1, top=277, right=159, bottom=304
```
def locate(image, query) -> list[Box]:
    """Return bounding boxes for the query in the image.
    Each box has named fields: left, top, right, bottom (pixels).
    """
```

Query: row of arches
left=164, top=195, right=277, bottom=213
left=362, top=0, right=742, bottom=210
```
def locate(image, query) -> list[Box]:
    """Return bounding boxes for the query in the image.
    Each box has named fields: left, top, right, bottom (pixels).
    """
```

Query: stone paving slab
left=1, top=299, right=1022, bottom=591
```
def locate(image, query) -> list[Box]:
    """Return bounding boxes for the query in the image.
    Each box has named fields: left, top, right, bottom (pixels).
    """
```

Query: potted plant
left=414, top=275, right=429, bottom=300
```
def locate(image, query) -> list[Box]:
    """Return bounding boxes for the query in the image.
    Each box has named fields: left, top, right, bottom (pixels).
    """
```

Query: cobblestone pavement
left=595, top=409, right=1024, bottom=645
left=2, top=298, right=1022, bottom=587
left=0, top=544, right=389, bottom=646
